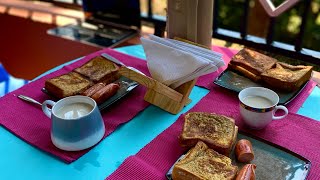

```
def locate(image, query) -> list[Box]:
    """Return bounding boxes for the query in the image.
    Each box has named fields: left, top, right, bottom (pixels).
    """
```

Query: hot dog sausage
left=82, top=83, right=106, bottom=97
left=235, top=139, right=254, bottom=163
left=236, top=164, right=256, bottom=180
left=91, top=83, right=120, bottom=104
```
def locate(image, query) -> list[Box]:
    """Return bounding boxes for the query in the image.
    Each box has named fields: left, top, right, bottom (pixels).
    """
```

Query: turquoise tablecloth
left=0, top=45, right=319, bottom=179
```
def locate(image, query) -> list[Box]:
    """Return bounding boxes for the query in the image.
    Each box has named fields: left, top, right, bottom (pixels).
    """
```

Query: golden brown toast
left=226, top=125, right=238, bottom=155
left=229, top=48, right=277, bottom=80
left=45, top=72, right=92, bottom=98
left=261, top=62, right=313, bottom=91
left=74, top=56, right=120, bottom=83
left=228, top=63, right=261, bottom=82
left=172, top=141, right=238, bottom=180
left=228, top=48, right=313, bottom=92
left=179, top=112, right=236, bottom=156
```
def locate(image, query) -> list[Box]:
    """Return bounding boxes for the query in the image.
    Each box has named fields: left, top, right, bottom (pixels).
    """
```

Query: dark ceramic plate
left=166, top=132, right=311, bottom=180
left=213, top=69, right=309, bottom=105
left=42, top=76, right=139, bottom=111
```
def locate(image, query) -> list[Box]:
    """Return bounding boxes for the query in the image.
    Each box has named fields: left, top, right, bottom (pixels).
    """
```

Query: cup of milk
left=238, top=87, right=288, bottom=129
left=42, top=96, right=105, bottom=151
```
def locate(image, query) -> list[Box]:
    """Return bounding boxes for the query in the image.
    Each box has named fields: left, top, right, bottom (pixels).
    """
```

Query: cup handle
left=272, top=105, right=288, bottom=120
left=42, top=100, right=56, bottom=118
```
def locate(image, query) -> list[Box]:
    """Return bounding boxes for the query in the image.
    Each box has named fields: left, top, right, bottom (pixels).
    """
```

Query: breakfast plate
left=166, top=132, right=311, bottom=180
left=213, top=69, right=309, bottom=105
left=42, top=76, right=139, bottom=111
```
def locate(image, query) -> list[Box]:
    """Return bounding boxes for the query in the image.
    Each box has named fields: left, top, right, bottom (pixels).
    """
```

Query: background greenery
left=217, top=0, right=320, bottom=51
left=143, top=0, right=320, bottom=51
left=216, top=0, right=320, bottom=70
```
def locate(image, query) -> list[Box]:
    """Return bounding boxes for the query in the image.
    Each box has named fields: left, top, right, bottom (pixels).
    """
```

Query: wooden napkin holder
left=119, top=66, right=197, bottom=114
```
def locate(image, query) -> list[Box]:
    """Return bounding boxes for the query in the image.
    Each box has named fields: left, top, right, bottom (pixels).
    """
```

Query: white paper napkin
left=141, top=35, right=225, bottom=88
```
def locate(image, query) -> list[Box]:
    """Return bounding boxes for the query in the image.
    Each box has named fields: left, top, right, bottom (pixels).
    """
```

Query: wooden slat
left=118, top=66, right=183, bottom=102
left=144, top=79, right=197, bottom=114
left=174, top=78, right=197, bottom=106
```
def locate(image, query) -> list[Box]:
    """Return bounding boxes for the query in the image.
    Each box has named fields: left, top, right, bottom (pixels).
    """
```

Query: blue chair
left=0, top=64, right=9, bottom=94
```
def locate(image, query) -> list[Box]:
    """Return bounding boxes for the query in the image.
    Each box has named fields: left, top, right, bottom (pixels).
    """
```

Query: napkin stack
left=141, top=35, right=225, bottom=89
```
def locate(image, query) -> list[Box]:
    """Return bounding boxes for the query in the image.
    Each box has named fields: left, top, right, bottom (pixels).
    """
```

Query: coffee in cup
left=238, top=87, right=288, bottom=129
left=55, top=102, right=93, bottom=119
left=42, top=96, right=105, bottom=151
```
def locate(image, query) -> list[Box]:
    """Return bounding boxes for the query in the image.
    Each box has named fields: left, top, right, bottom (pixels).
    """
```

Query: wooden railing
left=149, top=0, right=320, bottom=65
left=212, top=0, right=320, bottom=65
left=12, top=0, right=320, bottom=65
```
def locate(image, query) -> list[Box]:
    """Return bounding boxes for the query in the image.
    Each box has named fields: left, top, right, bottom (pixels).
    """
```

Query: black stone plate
left=213, top=69, right=309, bottom=105
left=42, top=76, right=139, bottom=111
left=166, top=132, right=311, bottom=180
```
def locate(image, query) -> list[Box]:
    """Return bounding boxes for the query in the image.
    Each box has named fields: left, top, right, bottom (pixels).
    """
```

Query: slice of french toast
left=172, top=141, right=238, bottom=180
left=179, top=112, right=236, bottom=156
left=74, top=56, right=120, bottom=83
left=229, top=48, right=277, bottom=81
left=228, top=63, right=261, bottom=82
left=45, top=72, right=92, bottom=98
left=261, top=62, right=313, bottom=91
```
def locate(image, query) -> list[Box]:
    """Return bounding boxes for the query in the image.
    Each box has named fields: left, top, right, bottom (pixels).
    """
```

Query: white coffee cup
left=42, top=96, right=105, bottom=151
left=238, top=87, right=288, bottom=129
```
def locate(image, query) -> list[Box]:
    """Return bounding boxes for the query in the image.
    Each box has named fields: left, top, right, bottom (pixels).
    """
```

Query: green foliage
left=217, top=0, right=320, bottom=51
left=217, top=0, right=245, bottom=32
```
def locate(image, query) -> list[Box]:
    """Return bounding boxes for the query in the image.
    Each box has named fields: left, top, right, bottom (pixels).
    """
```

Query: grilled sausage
left=82, top=83, right=106, bottom=97
left=236, top=164, right=256, bottom=180
left=235, top=139, right=254, bottom=163
left=91, top=83, right=120, bottom=104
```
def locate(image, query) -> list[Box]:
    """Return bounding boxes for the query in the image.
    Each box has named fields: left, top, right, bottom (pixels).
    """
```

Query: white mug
left=42, top=96, right=105, bottom=151
left=238, top=87, right=288, bottom=129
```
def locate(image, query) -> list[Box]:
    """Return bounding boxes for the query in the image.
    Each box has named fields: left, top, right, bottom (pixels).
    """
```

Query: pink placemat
left=106, top=115, right=185, bottom=180
left=107, top=89, right=320, bottom=180
left=0, top=48, right=152, bottom=163
left=196, top=46, right=238, bottom=89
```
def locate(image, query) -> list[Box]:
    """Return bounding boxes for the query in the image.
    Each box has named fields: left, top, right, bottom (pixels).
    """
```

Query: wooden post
left=247, top=0, right=270, bottom=38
